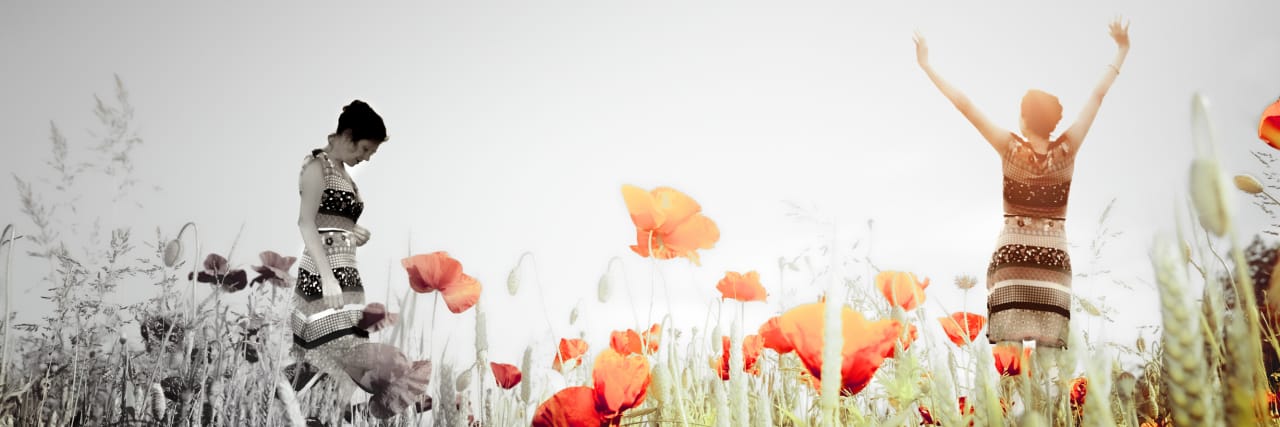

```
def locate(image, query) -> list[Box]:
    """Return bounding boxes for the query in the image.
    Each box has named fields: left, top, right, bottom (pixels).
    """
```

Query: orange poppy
left=776, top=302, right=900, bottom=396
left=532, top=386, right=606, bottom=427
left=875, top=271, right=929, bottom=311
left=1069, top=377, right=1087, bottom=412
left=710, top=335, right=764, bottom=380
left=401, top=252, right=482, bottom=313
left=592, top=347, right=651, bottom=420
left=640, top=323, right=661, bottom=354
left=758, top=316, right=794, bottom=354
left=716, top=271, right=767, bottom=302
left=490, top=362, right=522, bottom=390
left=610, top=329, right=644, bottom=356
left=992, top=344, right=1032, bottom=377
left=939, top=312, right=986, bottom=347
left=621, top=185, right=720, bottom=265
left=553, top=338, right=589, bottom=371
left=1261, top=99, right=1280, bottom=150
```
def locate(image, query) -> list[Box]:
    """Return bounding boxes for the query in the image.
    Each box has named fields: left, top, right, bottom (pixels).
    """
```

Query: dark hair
left=336, top=100, right=387, bottom=143
left=1020, top=89, right=1063, bottom=139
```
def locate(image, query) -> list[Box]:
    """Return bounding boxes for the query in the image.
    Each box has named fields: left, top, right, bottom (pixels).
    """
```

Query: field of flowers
left=2, top=80, right=1280, bottom=426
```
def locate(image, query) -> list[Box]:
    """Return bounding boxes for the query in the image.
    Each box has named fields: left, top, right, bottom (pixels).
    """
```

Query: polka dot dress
left=987, top=134, right=1077, bottom=349
left=291, top=149, right=368, bottom=402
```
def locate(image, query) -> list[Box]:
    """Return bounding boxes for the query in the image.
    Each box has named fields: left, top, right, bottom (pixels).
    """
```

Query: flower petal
left=439, top=274, right=482, bottom=313
left=622, top=185, right=665, bottom=231
left=532, top=386, right=605, bottom=427
left=489, top=362, right=522, bottom=390
left=758, top=316, right=793, bottom=354
left=661, top=213, right=719, bottom=264
left=592, top=348, right=651, bottom=419
left=651, top=187, right=701, bottom=235
left=202, top=253, right=229, bottom=275
left=401, top=252, right=464, bottom=294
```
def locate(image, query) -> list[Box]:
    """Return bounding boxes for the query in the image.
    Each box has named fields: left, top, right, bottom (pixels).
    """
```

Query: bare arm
left=298, top=160, right=343, bottom=307
left=914, top=31, right=1011, bottom=155
left=1062, top=18, right=1131, bottom=152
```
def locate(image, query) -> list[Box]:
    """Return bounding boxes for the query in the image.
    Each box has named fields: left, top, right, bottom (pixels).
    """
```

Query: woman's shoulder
left=300, top=149, right=335, bottom=179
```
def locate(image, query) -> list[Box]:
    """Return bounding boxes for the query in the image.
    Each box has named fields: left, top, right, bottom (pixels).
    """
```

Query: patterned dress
left=986, top=133, right=1075, bottom=348
left=292, top=149, right=368, bottom=395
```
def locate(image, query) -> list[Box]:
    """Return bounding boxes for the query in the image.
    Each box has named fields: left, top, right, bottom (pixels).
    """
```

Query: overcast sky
left=3, top=1, right=1280, bottom=385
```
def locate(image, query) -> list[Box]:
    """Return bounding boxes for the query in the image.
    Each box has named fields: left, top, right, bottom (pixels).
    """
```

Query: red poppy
left=758, top=316, right=794, bottom=354
left=610, top=329, right=644, bottom=356
left=710, top=335, right=764, bottom=380
left=592, top=347, right=651, bottom=421
left=250, top=250, right=297, bottom=287
left=532, top=386, right=606, bottom=427
left=939, top=312, right=986, bottom=347
left=992, top=344, right=1032, bottom=377
left=357, top=302, right=399, bottom=332
left=621, top=185, right=720, bottom=265
left=401, top=252, right=482, bottom=313
left=189, top=253, right=249, bottom=293
left=776, top=302, right=901, bottom=396
left=1261, top=99, right=1280, bottom=150
left=876, top=271, right=929, bottom=311
left=553, top=338, right=589, bottom=371
left=1069, top=377, right=1088, bottom=413
left=716, top=271, right=767, bottom=302
left=489, top=362, right=522, bottom=390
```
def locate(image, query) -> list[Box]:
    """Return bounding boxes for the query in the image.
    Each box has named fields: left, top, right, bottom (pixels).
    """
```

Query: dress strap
left=302, top=149, right=336, bottom=177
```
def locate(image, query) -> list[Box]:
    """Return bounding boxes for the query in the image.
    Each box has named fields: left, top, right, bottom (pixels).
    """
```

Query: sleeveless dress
left=291, top=149, right=368, bottom=396
left=986, top=133, right=1076, bottom=348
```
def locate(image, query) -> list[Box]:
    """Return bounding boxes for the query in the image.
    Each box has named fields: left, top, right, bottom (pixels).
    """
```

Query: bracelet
left=1107, top=64, right=1120, bottom=75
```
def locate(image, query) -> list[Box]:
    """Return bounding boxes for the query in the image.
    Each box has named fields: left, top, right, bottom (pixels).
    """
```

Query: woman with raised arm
left=913, top=18, right=1129, bottom=350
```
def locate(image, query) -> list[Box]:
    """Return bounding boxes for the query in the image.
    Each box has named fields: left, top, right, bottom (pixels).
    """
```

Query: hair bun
left=342, top=100, right=369, bottom=113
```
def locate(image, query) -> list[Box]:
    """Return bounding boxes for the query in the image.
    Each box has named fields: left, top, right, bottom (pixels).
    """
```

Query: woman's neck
left=321, top=144, right=349, bottom=167
left=1023, top=134, right=1052, bottom=154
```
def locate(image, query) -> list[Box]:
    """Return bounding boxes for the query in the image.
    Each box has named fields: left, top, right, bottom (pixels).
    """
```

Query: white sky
left=3, top=1, right=1280, bottom=382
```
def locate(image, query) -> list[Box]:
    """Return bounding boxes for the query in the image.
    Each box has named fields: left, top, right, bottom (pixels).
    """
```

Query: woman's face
left=344, top=138, right=382, bottom=166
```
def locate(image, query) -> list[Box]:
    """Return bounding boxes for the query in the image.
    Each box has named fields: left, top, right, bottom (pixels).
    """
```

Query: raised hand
left=1109, top=16, right=1130, bottom=49
left=912, top=30, right=930, bottom=67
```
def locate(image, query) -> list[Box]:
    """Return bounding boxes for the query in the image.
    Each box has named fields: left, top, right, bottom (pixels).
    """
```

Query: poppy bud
left=507, top=266, right=520, bottom=296
left=597, top=274, right=612, bottom=303
left=162, top=239, right=182, bottom=267
left=569, top=303, right=580, bottom=325
left=456, top=370, right=472, bottom=392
